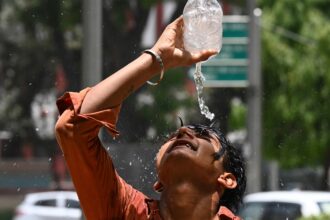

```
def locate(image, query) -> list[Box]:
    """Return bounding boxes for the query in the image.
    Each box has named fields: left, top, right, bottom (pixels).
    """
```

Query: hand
left=151, top=16, right=217, bottom=70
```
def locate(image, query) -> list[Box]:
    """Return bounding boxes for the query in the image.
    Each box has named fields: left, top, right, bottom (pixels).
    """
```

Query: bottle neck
left=186, top=0, right=220, bottom=8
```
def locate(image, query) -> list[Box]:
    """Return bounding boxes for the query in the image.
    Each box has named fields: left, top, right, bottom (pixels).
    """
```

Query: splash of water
left=193, top=62, right=214, bottom=120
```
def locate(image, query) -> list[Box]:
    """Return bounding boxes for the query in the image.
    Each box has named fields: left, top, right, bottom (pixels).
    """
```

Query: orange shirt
left=55, top=88, right=241, bottom=220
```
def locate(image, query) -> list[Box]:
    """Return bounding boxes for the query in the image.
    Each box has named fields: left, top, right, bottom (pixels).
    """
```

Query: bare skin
left=80, top=16, right=237, bottom=220
left=80, top=16, right=215, bottom=113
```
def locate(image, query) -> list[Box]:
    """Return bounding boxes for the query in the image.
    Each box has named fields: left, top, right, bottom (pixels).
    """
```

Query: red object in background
left=51, top=152, right=67, bottom=190
left=22, top=142, right=34, bottom=160
left=156, top=2, right=164, bottom=38
left=55, top=64, right=68, bottom=94
left=184, top=78, right=196, bottom=96
left=125, top=9, right=135, bottom=32
left=222, top=2, right=231, bottom=15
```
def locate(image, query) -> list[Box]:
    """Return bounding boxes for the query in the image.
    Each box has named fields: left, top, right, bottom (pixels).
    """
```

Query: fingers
left=167, top=15, right=183, bottom=32
left=191, top=50, right=218, bottom=63
left=171, top=15, right=183, bottom=27
left=170, top=49, right=218, bottom=68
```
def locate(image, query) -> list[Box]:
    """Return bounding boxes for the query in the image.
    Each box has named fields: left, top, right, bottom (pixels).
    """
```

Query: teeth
left=186, top=143, right=193, bottom=150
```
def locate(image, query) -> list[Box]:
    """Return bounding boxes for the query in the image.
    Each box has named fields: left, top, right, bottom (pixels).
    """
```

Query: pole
left=269, top=160, right=279, bottom=190
left=247, top=1, right=262, bottom=193
left=82, top=0, right=102, bottom=87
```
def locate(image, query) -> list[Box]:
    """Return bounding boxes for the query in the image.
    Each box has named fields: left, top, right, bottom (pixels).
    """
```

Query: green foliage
left=135, top=67, right=197, bottom=140
left=228, top=98, right=246, bottom=131
left=0, top=209, right=13, bottom=220
left=261, top=0, right=330, bottom=167
left=298, top=214, right=330, bottom=220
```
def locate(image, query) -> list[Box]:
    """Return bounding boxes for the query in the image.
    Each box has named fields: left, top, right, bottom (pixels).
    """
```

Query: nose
left=177, top=127, right=194, bottom=139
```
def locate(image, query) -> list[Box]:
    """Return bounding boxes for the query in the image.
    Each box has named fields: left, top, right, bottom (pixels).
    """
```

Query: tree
left=0, top=0, right=197, bottom=154
left=260, top=0, right=330, bottom=188
left=0, top=0, right=81, bottom=157
left=0, top=0, right=247, bottom=154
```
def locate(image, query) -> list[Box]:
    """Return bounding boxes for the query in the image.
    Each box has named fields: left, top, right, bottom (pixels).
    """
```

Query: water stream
left=193, top=62, right=215, bottom=121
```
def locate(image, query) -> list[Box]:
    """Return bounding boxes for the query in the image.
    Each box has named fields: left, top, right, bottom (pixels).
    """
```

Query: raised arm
left=80, top=16, right=216, bottom=114
left=55, top=15, right=217, bottom=220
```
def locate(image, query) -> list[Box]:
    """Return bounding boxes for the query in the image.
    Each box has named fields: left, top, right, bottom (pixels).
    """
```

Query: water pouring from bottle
left=183, top=0, right=223, bottom=120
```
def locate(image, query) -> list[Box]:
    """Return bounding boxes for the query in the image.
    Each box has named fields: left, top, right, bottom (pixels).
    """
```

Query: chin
left=162, top=148, right=195, bottom=165
left=158, top=152, right=199, bottom=178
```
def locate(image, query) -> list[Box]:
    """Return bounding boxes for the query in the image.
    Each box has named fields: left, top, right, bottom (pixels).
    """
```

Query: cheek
left=155, top=143, right=170, bottom=169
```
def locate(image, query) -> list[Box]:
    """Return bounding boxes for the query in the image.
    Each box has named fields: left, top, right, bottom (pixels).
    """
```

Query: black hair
left=188, top=124, right=247, bottom=213
left=213, top=128, right=246, bottom=213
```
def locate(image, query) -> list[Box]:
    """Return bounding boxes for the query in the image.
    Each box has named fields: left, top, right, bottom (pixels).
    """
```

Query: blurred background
left=0, top=0, right=329, bottom=219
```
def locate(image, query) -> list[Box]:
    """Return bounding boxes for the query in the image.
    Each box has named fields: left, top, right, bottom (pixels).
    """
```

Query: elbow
left=55, top=118, right=67, bottom=138
left=55, top=109, right=74, bottom=140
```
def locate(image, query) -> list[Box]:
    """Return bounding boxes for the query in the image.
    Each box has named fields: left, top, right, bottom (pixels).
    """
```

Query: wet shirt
left=55, top=88, right=241, bottom=220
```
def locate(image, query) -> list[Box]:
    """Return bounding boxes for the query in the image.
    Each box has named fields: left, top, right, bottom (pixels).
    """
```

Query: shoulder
left=218, top=206, right=241, bottom=220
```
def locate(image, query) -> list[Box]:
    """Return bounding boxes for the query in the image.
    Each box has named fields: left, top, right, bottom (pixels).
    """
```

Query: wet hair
left=217, top=134, right=246, bottom=213
left=187, top=124, right=247, bottom=213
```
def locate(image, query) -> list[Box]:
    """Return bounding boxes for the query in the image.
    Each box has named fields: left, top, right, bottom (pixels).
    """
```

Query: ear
left=153, top=181, right=164, bottom=193
left=217, top=172, right=237, bottom=190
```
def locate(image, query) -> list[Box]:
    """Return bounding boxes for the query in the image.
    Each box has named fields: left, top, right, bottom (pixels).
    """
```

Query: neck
left=159, top=181, right=220, bottom=220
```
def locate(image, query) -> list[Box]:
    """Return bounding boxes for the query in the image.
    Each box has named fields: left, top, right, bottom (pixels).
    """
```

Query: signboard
left=201, top=15, right=249, bottom=87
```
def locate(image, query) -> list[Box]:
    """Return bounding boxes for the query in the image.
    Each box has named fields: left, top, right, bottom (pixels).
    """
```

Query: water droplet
left=28, top=82, right=32, bottom=86
left=35, top=128, right=39, bottom=132
left=129, top=162, right=132, bottom=166
left=48, top=158, right=52, bottom=162
left=17, top=187, right=21, bottom=192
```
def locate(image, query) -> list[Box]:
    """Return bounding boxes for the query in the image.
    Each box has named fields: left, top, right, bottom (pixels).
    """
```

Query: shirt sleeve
left=55, top=88, right=145, bottom=219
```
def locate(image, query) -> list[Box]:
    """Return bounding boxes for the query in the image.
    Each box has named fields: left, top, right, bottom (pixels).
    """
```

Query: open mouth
left=167, top=139, right=197, bottom=153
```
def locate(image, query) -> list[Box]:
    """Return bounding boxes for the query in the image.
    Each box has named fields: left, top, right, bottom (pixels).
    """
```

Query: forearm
left=80, top=16, right=216, bottom=114
left=80, top=53, right=160, bottom=114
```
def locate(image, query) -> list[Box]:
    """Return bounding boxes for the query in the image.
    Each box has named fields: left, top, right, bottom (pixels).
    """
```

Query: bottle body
left=183, top=0, right=223, bottom=54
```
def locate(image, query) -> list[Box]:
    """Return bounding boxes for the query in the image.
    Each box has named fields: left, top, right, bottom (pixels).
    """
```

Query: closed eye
left=196, top=134, right=212, bottom=142
left=194, top=128, right=213, bottom=142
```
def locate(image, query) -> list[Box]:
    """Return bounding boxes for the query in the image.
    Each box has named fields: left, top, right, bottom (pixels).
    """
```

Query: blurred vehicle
left=239, top=191, right=330, bottom=220
left=13, top=191, right=83, bottom=220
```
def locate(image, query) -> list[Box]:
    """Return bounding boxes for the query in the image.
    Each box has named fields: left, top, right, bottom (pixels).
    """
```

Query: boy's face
left=155, top=126, right=225, bottom=187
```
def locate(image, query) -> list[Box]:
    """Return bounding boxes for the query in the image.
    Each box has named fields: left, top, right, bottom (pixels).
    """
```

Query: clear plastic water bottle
left=183, top=0, right=223, bottom=54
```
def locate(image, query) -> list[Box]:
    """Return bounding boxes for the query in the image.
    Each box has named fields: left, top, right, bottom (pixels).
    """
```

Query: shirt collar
left=218, top=206, right=241, bottom=220
left=146, top=199, right=240, bottom=220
